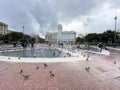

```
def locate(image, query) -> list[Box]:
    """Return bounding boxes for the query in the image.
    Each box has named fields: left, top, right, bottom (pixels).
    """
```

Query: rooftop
left=0, top=22, right=8, bottom=26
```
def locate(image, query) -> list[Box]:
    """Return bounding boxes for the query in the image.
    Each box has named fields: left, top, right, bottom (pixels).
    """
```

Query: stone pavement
left=0, top=49, right=120, bottom=90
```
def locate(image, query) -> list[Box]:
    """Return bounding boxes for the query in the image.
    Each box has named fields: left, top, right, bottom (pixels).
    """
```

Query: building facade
left=0, top=22, right=8, bottom=35
left=45, top=24, right=76, bottom=44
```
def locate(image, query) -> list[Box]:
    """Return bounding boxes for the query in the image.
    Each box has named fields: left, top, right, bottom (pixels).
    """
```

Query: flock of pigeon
left=19, top=63, right=55, bottom=80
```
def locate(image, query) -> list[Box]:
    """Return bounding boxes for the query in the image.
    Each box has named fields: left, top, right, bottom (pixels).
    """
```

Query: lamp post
left=23, top=26, right=24, bottom=41
left=114, top=16, right=117, bottom=43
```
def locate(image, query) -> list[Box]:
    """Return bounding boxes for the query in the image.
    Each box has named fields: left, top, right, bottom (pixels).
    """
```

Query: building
left=0, top=22, right=8, bottom=35
left=45, top=24, right=76, bottom=44
left=0, top=22, right=13, bottom=35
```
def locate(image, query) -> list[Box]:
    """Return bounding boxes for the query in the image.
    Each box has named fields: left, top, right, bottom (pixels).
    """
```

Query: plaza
left=0, top=44, right=120, bottom=90
left=1, top=0, right=120, bottom=89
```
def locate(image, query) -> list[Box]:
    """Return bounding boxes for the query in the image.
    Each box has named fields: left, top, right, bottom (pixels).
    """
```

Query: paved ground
left=0, top=49, right=120, bottom=90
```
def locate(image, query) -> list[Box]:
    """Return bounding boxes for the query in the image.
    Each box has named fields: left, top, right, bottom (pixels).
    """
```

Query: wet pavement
left=0, top=49, right=120, bottom=90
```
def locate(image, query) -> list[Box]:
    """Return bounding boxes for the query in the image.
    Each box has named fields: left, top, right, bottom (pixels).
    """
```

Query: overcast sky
left=0, top=0, right=120, bottom=37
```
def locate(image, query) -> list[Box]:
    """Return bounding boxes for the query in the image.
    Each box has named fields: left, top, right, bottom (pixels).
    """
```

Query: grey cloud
left=0, top=0, right=119, bottom=36
left=108, top=0, right=120, bottom=9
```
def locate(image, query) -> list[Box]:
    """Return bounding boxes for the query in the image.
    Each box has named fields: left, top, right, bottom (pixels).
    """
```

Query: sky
left=0, top=0, right=120, bottom=38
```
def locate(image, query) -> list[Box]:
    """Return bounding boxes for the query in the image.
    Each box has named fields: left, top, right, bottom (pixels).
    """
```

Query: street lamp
left=114, top=16, right=117, bottom=43
left=23, top=26, right=24, bottom=41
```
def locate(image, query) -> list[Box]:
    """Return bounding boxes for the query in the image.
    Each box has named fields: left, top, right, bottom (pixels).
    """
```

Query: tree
left=76, top=37, right=85, bottom=44
left=38, top=37, right=45, bottom=43
left=102, top=30, right=114, bottom=43
left=85, top=33, right=99, bottom=44
left=2, top=32, right=33, bottom=44
left=84, top=30, right=119, bottom=45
